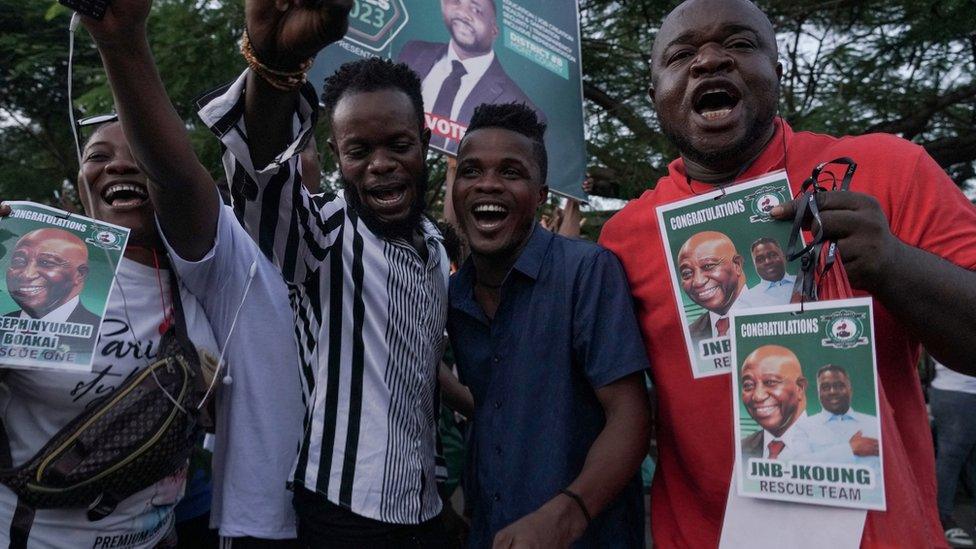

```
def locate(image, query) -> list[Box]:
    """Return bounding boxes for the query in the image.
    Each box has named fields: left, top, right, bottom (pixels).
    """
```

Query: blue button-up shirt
left=448, top=226, right=649, bottom=547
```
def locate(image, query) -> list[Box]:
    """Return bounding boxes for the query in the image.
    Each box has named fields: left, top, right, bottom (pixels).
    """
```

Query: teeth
left=103, top=183, right=148, bottom=201
left=474, top=204, right=507, bottom=214
left=702, top=108, right=732, bottom=120
left=696, top=285, right=719, bottom=299
left=14, top=286, right=43, bottom=295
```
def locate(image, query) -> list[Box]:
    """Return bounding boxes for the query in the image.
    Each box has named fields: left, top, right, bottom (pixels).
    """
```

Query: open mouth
left=470, top=202, right=509, bottom=232
left=364, top=183, right=411, bottom=215
left=101, top=181, right=149, bottom=208
left=693, top=88, right=741, bottom=121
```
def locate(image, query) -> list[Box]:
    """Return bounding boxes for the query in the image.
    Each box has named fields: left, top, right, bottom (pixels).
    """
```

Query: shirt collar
left=823, top=408, right=856, bottom=422
left=449, top=225, right=553, bottom=322
left=19, top=295, right=80, bottom=323
left=511, top=224, right=553, bottom=281
left=764, top=273, right=795, bottom=289
left=667, top=117, right=794, bottom=193
left=447, top=40, right=495, bottom=81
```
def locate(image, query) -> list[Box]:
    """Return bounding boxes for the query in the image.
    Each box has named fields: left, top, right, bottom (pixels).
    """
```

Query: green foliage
left=2, top=0, right=973, bottom=212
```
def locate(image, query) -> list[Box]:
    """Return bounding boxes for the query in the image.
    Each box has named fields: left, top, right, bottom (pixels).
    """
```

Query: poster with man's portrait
left=730, top=298, right=885, bottom=511
left=656, top=171, right=801, bottom=378
left=308, top=0, right=587, bottom=199
left=0, top=202, right=128, bottom=372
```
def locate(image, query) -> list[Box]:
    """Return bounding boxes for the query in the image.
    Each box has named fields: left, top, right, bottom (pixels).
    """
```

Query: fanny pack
left=0, top=270, right=213, bottom=548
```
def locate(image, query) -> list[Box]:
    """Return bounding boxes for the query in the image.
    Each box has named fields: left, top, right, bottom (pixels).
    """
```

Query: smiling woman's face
left=77, top=122, right=157, bottom=245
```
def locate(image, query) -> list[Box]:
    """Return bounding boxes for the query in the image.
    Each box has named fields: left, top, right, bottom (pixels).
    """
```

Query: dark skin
left=751, top=241, right=786, bottom=282
left=652, top=0, right=976, bottom=374
left=453, top=128, right=651, bottom=548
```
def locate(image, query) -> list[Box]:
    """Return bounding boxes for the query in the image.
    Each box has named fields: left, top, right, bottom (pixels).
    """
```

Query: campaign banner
left=730, top=298, right=885, bottom=511
left=0, top=202, right=128, bottom=372
left=308, top=0, right=587, bottom=199
left=656, top=171, right=802, bottom=378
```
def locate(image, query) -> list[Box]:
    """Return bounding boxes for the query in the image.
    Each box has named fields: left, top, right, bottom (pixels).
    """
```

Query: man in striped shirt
left=198, top=1, right=451, bottom=545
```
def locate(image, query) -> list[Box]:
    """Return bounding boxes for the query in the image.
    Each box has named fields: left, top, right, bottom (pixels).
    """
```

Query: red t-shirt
left=599, top=119, right=976, bottom=548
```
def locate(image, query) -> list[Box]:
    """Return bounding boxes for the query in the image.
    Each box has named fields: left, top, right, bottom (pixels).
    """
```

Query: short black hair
left=751, top=236, right=783, bottom=253
left=462, top=102, right=548, bottom=185
left=321, top=58, right=425, bottom=128
left=816, top=364, right=850, bottom=381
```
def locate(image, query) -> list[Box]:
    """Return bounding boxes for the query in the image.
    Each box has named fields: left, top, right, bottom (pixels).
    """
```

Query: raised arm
left=243, top=0, right=351, bottom=168
left=80, top=0, right=218, bottom=261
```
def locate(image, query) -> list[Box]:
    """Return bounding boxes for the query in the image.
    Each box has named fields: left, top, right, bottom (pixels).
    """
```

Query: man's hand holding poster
left=730, top=298, right=885, bottom=511
left=0, top=202, right=128, bottom=373
left=656, top=171, right=801, bottom=378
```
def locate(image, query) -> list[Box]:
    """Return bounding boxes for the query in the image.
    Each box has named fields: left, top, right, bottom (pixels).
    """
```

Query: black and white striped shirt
left=199, top=72, right=448, bottom=524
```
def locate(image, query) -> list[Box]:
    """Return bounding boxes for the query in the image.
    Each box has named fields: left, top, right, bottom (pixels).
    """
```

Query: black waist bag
left=0, top=271, right=212, bottom=548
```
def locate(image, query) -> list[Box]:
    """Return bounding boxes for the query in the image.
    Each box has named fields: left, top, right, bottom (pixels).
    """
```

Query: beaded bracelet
left=240, top=31, right=314, bottom=92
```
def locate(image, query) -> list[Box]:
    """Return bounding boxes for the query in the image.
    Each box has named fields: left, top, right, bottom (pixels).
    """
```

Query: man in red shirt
left=598, top=0, right=976, bottom=546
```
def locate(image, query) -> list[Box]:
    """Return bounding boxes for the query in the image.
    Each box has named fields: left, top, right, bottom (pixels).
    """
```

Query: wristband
left=559, top=488, right=592, bottom=525
left=240, top=31, right=313, bottom=92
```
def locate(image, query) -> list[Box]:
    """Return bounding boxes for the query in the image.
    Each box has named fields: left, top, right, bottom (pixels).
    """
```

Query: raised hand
left=245, top=0, right=353, bottom=69
left=77, top=0, right=152, bottom=50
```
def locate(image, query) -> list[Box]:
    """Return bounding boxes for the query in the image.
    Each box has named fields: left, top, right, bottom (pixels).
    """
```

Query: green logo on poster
left=86, top=226, right=125, bottom=250
left=345, top=0, right=409, bottom=53
left=744, top=186, right=787, bottom=223
left=820, top=310, right=869, bottom=349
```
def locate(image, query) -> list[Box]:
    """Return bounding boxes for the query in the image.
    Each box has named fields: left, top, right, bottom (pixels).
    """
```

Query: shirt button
left=493, top=493, right=501, bottom=502
left=491, top=355, right=500, bottom=364
left=494, top=400, right=502, bottom=410
left=494, top=445, right=502, bottom=455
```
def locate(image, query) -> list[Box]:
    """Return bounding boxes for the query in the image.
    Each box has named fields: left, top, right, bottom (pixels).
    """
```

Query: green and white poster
left=730, top=298, right=885, bottom=511
left=308, top=0, right=587, bottom=199
left=656, top=170, right=801, bottom=378
left=0, top=202, right=128, bottom=373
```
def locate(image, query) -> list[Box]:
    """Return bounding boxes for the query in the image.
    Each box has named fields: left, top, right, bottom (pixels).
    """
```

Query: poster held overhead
left=308, top=0, right=588, bottom=199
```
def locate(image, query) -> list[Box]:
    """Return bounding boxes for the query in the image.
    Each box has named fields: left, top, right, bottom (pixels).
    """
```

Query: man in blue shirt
left=448, top=103, right=651, bottom=548
left=736, top=237, right=796, bottom=308
left=808, top=364, right=881, bottom=468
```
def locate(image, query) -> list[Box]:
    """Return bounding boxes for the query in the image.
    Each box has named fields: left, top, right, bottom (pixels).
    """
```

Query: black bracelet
left=559, top=488, right=592, bottom=525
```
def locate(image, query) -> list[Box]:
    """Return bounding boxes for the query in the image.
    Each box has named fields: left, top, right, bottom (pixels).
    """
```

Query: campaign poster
left=730, top=298, right=885, bottom=511
left=0, top=202, right=129, bottom=372
left=308, top=0, right=588, bottom=199
left=656, top=171, right=801, bottom=378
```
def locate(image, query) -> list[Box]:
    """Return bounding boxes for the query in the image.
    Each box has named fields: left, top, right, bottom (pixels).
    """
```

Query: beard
left=341, top=166, right=430, bottom=240
left=661, top=108, right=776, bottom=172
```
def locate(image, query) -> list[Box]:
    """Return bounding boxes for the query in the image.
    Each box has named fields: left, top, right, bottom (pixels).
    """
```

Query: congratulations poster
left=730, top=298, right=885, bottom=510
left=656, top=171, right=802, bottom=378
left=0, top=202, right=128, bottom=372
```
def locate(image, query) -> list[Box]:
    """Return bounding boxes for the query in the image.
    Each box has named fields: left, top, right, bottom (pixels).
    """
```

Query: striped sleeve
left=198, top=70, right=344, bottom=284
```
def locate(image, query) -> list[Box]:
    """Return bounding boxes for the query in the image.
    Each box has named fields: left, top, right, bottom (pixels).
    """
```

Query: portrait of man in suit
left=397, top=0, right=546, bottom=151
left=740, top=345, right=811, bottom=461
left=676, top=230, right=745, bottom=346
left=4, top=228, right=98, bottom=328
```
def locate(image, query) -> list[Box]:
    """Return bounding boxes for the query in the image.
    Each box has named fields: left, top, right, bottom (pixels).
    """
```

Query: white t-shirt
left=0, top=258, right=219, bottom=549
left=931, top=362, right=976, bottom=394
left=160, top=205, right=303, bottom=539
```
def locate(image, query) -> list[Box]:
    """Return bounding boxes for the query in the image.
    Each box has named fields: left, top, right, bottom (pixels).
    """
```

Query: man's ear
left=76, top=263, right=89, bottom=282
left=537, top=184, right=549, bottom=207
left=776, top=61, right=784, bottom=80
left=648, top=85, right=656, bottom=105
left=733, top=254, right=744, bottom=270
left=798, top=376, right=808, bottom=392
